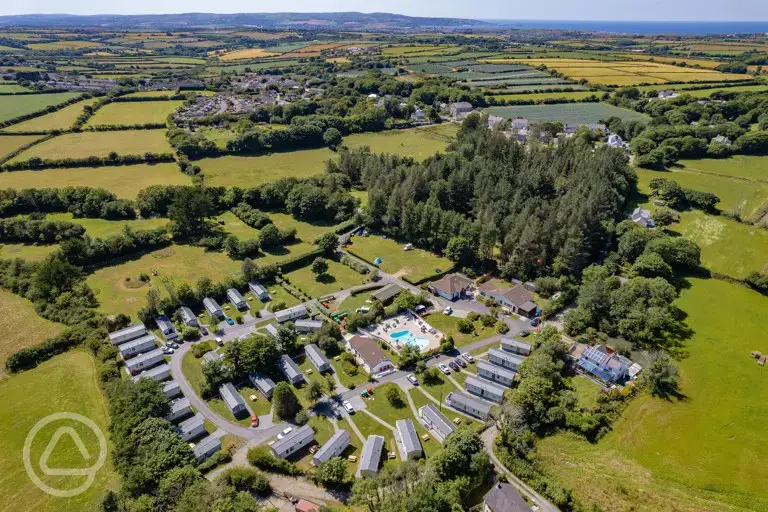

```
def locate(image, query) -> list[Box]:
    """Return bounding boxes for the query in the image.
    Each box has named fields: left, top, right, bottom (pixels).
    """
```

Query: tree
left=325, top=374, right=338, bottom=398
left=384, top=385, right=404, bottom=408
left=305, top=380, right=324, bottom=404
left=398, top=343, right=421, bottom=368
left=258, top=223, right=281, bottom=249
left=631, top=251, right=673, bottom=279
left=313, top=457, right=348, bottom=487
left=275, top=323, right=297, bottom=354
left=642, top=352, right=680, bottom=397
left=311, top=257, right=329, bottom=278
left=201, top=359, right=233, bottom=396
left=456, top=318, right=474, bottom=334
left=323, top=127, right=343, bottom=149
left=652, top=207, right=679, bottom=227
left=317, top=232, right=339, bottom=255
left=445, top=236, right=473, bottom=266
left=168, top=187, right=212, bottom=239
left=272, top=382, right=301, bottom=420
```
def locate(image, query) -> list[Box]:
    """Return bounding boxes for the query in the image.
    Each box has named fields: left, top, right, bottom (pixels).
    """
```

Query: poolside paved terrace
left=368, top=311, right=443, bottom=352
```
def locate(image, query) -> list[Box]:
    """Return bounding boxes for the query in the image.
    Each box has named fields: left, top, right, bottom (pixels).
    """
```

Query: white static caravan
left=270, top=424, right=314, bottom=459
left=132, top=363, right=171, bottom=383
left=312, top=429, right=351, bottom=466
left=476, top=360, right=517, bottom=387
left=395, top=419, right=422, bottom=460
left=177, top=413, right=206, bottom=442
left=193, top=435, right=221, bottom=462
left=304, top=343, right=331, bottom=372
left=464, top=374, right=506, bottom=403
left=118, top=333, right=158, bottom=359
left=124, top=348, right=164, bottom=376
left=108, top=322, right=146, bottom=345
left=203, top=297, right=223, bottom=318
left=487, top=347, right=525, bottom=372
left=500, top=336, right=531, bottom=356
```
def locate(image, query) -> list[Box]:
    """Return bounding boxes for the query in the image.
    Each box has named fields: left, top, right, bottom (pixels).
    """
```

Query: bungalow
left=270, top=424, right=314, bottom=459
left=219, top=382, right=247, bottom=415
left=449, top=101, right=473, bottom=118
left=132, top=363, right=171, bottom=383
left=576, top=344, right=636, bottom=384
left=445, top=391, right=492, bottom=419
left=248, top=280, right=270, bottom=301
left=347, top=335, right=395, bottom=378
left=165, top=397, right=192, bottom=422
left=295, top=319, right=324, bottom=333
left=312, top=429, right=351, bottom=466
left=395, top=419, right=422, bottom=460
left=108, top=323, right=146, bottom=345
left=465, top=374, right=506, bottom=403
left=193, top=435, right=221, bottom=462
left=203, top=297, right=223, bottom=318
left=631, top=207, right=655, bottom=228
left=418, top=404, right=455, bottom=443
left=484, top=482, right=532, bottom=512
left=477, top=360, right=517, bottom=387
left=371, top=283, right=402, bottom=304
left=202, top=351, right=221, bottom=364
left=278, top=354, right=305, bottom=384
left=500, top=336, right=531, bottom=356
left=488, top=347, right=525, bottom=371
left=264, top=323, right=279, bottom=339
left=118, top=334, right=158, bottom=359
left=275, top=304, right=308, bottom=323
left=429, top=273, right=473, bottom=301
left=155, top=315, right=177, bottom=339
left=359, top=435, right=385, bottom=477
left=658, top=90, right=679, bottom=100
left=305, top=343, right=331, bottom=372
left=178, top=306, right=199, bottom=327
left=177, top=413, right=206, bottom=442
left=163, top=379, right=181, bottom=398
left=227, top=288, right=247, bottom=309
left=248, top=373, right=276, bottom=398
left=124, top=348, right=164, bottom=375
left=478, top=282, right=536, bottom=316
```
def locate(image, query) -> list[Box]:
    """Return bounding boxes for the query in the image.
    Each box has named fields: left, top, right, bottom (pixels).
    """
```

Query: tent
left=374, top=257, right=383, bottom=265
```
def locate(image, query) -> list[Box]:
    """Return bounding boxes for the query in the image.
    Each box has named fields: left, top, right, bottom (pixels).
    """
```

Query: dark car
left=333, top=409, right=343, bottom=420
left=530, top=317, right=541, bottom=327
left=448, top=361, right=459, bottom=371
left=519, top=330, right=530, bottom=337
left=200, top=327, right=209, bottom=335
left=455, top=357, right=467, bottom=368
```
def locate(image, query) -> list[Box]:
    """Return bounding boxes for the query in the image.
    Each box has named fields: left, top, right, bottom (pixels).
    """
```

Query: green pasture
left=85, top=100, right=183, bottom=127
left=0, top=289, right=63, bottom=364
left=0, top=243, right=58, bottom=261
left=485, top=102, right=650, bottom=123
left=345, top=234, right=453, bottom=282
left=283, top=259, right=366, bottom=298
left=0, top=93, right=81, bottom=123
left=4, top=97, right=100, bottom=132
left=47, top=213, right=169, bottom=239
left=0, top=134, right=43, bottom=158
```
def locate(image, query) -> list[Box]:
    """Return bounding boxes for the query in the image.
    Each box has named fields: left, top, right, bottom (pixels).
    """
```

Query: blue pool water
left=390, top=329, right=430, bottom=350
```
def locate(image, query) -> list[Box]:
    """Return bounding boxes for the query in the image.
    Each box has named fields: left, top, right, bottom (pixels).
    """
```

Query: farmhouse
left=295, top=319, right=324, bottom=333
left=371, top=283, right=403, bottom=304
left=347, top=335, right=395, bottom=378
left=395, top=419, right=422, bottom=460
left=418, top=404, right=455, bottom=442
left=202, top=351, right=221, bottom=364
left=132, top=363, right=171, bottom=383
left=484, top=482, right=532, bottom=512
left=449, top=101, right=473, bottom=118
left=658, top=90, right=679, bottom=100
left=248, top=280, right=270, bottom=301
left=478, top=282, right=537, bottom=316
left=165, top=397, right=192, bottom=422
left=477, top=360, right=517, bottom=387
left=163, top=379, right=181, bottom=398
left=246, top=374, right=274, bottom=399
left=607, top=133, right=626, bottom=148
left=445, top=391, right=492, bottom=419
left=108, top=322, right=146, bottom=345
left=227, top=288, right=247, bottom=309
left=124, top=348, right=164, bottom=375
left=118, top=333, right=158, bottom=359
left=500, top=336, right=531, bottom=356
left=193, top=435, right=221, bottom=462
left=275, top=304, right=308, bottom=323
left=279, top=354, right=305, bottom=384
left=359, top=435, right=385, bottom=477
left=412, top=108, right=426, bottom=121
left=270, top=424, right=314, bottom=459
left=575, top=344, right=637, bottom=384
left=155, top=315, right=177, bottom=339
left=312, top=429, right=351, bottom=466
left=177, top=413, right=206, bottom=442
left=429, top=273, right=474, bottom=301
left=465, top=374, right=506, bottom=403
left=203, top=297, right=223, bottom=318
left=631, top=207, right=655, bottom=228
left=488, top=347, right=525, bottom=371
left=178, top=306, right=199, bottom=327
left=305, top=343, right=331, bottom=372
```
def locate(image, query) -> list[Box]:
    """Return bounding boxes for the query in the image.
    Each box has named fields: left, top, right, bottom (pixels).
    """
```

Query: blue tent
left=374, top=257, right=383, bottom=265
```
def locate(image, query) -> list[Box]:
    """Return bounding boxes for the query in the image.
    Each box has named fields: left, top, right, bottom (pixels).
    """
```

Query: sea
left=481, top=20, right=768, bottom=35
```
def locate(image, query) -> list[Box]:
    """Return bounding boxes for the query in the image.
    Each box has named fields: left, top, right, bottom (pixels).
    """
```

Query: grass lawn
left=0, top=243, right=58, bottom=261
left=87, top=245, right=242, bottom=318
left=283, top=259, right=367, bottom=299
left=568, top=375, right=601, bottom=410
left=421, top=312, right=497, bottom=348
left=677, top=156, right=768, bottom=183
left=85, top=100, right=183, bottom=127
left=263, top=286, right=302, bottom=311
left=346, top=234, right=453, bottom=282
left=0, top=351, right=117, bottom=512
left=8, top=129, right=172, bottom=163
left=0, top=134, right=44, bottom=158
left=328, top=357, right=369, bottom=390
left=417, top=371, right=461, bottom=403
left=537, top=278, right=768, bottom=511
left=269, top=212, right=343, bottom=243
left=0, top=289, right=63, bottom=364
left=485, top=102, right=650, bottom=123
left=0, top=163, right=191, bottom=199
left=0, top=92, right=81, bottom=123
left=4, top=97, right=100, bottom=132
left=350, top=190, right=368, bottom=208
left=239, top=385, right=272, bottom=416
left=47, top=213, right=169, bottom=239
left=216, top=211, right=260, bottom=240
left=334, top=290, right=376, bottom=314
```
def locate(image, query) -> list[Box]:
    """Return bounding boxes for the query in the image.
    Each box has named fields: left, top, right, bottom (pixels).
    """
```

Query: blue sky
left=3, top=0, right=768, bottom=20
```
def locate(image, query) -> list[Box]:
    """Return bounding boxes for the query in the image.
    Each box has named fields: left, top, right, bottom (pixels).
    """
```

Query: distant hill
left=0, top=12, right=491, bottom=30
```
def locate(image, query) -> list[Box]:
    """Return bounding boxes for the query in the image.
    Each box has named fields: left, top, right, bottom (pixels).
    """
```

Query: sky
left=3, top=0, right=768, bottom=20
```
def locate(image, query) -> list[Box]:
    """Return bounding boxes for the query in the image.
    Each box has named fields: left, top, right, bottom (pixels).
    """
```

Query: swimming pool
left=390, top=329, right=430, bottom=350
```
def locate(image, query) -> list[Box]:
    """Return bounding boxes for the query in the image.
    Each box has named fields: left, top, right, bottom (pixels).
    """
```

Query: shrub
left=247, top=446, right=303, bottom=476
left=456, top=318, right=474, bottom=334
left=295, top=409, right=310, bottom=425
left=217, top=467, right=271, bottom=496
left=198, top=449, right=232, bottom=473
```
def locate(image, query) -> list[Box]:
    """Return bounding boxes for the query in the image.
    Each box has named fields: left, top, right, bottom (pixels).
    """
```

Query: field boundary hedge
left=0, top=133, right=56, bottom=165
left=1, top=152, right=175, bottom=171
left=0, top=93, right=87, bottom=129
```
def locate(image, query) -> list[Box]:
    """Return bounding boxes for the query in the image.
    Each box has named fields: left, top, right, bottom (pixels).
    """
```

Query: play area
left=368, top=311, right=443, bottom=353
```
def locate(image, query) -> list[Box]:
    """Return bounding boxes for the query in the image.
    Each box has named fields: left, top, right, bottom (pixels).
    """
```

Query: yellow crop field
left=0, top=135, right=43, bottom=158
left=219, top=48, right=281, bottom=60
left=382, top=44, right=458, bottom=56
left=617, top=54, right=724, bottom=69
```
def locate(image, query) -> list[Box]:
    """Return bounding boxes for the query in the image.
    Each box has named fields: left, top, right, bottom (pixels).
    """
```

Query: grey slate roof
left=279, top=354, right=304, bottom=382
left=179, top=306, right=196, bottom=323
left=371, top=283, right=402, bottom=303
left=219, top=382, right=245, bottom=412
left=203, top=351, right=221, bottom=364
left=249, top=280, right=269, bottom=296
left=264, top=323, right=279, bottom=338
left=305, top=343, right=330, bottom=371
left=227, top=288, right=246, bottom=304
left=465, top=374, right=506, bottom=401
left=274, top=304, right=308, bottom=323
left=131, top=363, right=171, bottom=382
left=477, top=359, right=517, bottom=383
left=119, top=333, right=158, bottom=354
left=295, top=319, right=324, bottom=331
left=396, top=418, right=421, bottom=457
left=419, top=404, right=455, bottom=440
left=359, top=435, right=384, bottom=475
left=313, top=429, right=351, bottom=464
left=177, top=413, right=205, bottom=440
left=163, top=379, right=181, bottom=397
left=484, top=483, right=531, bottom=512
left=124, top=348, right=164, bottom=371
left=108, top=322, right=146, bottom=344
left=488, top=347, right=525, bottom=368
left=193, top=435, right=221, bottom=461
left=445, top=391, right=492, bottom=418
left=203, top=297, right=222, bottom=315
left=248, top=373, right=276, bottom=397
left=500, top=336, right=531, bottom=354
left=271, top=424, right=314, bottom=455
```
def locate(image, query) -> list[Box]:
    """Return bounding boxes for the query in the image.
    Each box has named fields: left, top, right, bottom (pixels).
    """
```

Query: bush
left=247, top=446, right=303, bottom=476
left=191, top=343, right=212, bottom=358
left=456, top=318, right=474, bottom=334
left=198, top=449, right=232, bottom=473
left=217, top=467, right=271, bottom=496
left=295, top=409, right=310, bottom=425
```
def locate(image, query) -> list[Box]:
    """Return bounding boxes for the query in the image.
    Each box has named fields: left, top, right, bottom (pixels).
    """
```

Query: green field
left=215, top=211, right=260, bottom=240
left=0, top=134, right=43, bottom=158
left=484, top=102, right=650, bottom=123
left=420, top=312, right=497, bottom=348
left=47, top=213, right=169, bottom=239
left=199, top=124, right=457, bottom=188
left=8, top=129, right=171, bottom=163
left=346, top=234, right=453, bottom=282
left=0, top=289, right=63, bottom=364
left=537, top=278, right=768, bottom=511
left=87, top=245, right=242, bottom=317
left=0, top=243, right=58, bottom=261
left=269, top=212, right=343, bottom=243
left=4, top=98, right=100, bottom=132
left=0, top=83, right=31, bottom=93
left=677, top=156, right=768, bottom=183
left=85, top=100, right=183, bottom=127
left=0, top=163, right=192, bottom=199
left=283, top=258, right=366, bottom=298
left=494, top=91, right=601, bottom=102
left=0, top=93, right=81, bottom=123
left=0, top=351, right=117, bottom=512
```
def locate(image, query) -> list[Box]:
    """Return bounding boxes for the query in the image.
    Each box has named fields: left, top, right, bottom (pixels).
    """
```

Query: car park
left=462, top=353, right=474, bottom=363
left=438, top=363, right=450, bottom=374
left=455, top=357, right=467, bottom=368
left=407, top=374, right=419, bottom=385
left=343, top=400, right=355, bottom=413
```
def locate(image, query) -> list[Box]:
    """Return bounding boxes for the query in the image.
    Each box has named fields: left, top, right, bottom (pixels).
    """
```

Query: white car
left=438, top=363, right=450, bottom=375
left=343, top=400, right=354, bottom=414
left=215, top=337, right=223, bottom=346
left=277, top=427, right=293, bottom=440
left=462, top=353, right=474, bottom=363
left=443, top=306, right=453, bottom=315
left=407, top=374, right=419, bottom=386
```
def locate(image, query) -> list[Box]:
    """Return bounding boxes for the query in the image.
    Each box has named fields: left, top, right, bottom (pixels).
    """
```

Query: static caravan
left=202, top=351, right=221, bottom=364
left=165, top=397, right=192, bottom=422
left=278, top=355, right=305, bottom=384
left=155, top=315, right=178, bottom=339
left=248, top=280, right=270, bottom=301
left=177, top=413, right=206, bottom=442
left=312, top=429, right=351, bottom=466
left=203, top=297, right=223, bottom=318
left=359, top=435, right=385, bottom=477
left=445, top=392, right=491, bottom=419
left=395, top=419, right=422, bottom=460
left=163, top=380, right=181, bottom=398
left=193, top=435, right=221, bottom=462
left=418, top=404, right=455, bottom=443
left=227, top=288, right=247, bottom=310
left=465, top=374, right=506, bottom=403
left=304, top=343, right=331, bottom=372
left=274, top=304, right=308, bottom=323
left=476, top=360, right=516, bottom=387
left=500, top=337, right=531, bottom=356
left=108, top=322, right=146, bottom=345
left=219, top=382, right=247, bottom=415
left=270, top=425, right=314, bottom=459
left=132, top=363, right=171, bottom=383
left=248, top=373, right=276, bottom=398
left=263, top=323, right=279, bottom=339
left=488, top=347, right=525, bottom=371
left=178, top=306, right=199, bottom=327
left=295, top=319, right=324, bottom=333
left=124, top=348, right=164, bottom=375
left=118, top=334, right=158, bottom=359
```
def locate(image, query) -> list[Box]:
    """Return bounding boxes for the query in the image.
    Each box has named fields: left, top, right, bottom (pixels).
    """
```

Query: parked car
left=407, top=374, right=419, bottom=386
left=530, top=317, right=541, bottom=327
left=277, top=427, right=293, bottom=440
left=455, top=357, right=467, bottom=368
left=343, top=400, right=355, bottom=414
left=162, top=347, right=174, bottom=355
left=461, top=353, right=474, bottom=363
left=250, top=415, right=259, bottom=428
left=519, top=330, right=530, bottom=337
left=448, top=361, right=459, bottom=371
left=443, top=306, right=453, bottom=315
left=167, top=341, right=179, bottom=349
left=225, top=317, right=235, bottom=326
left=333, top=409, right=343, bottom=420
left=438, top=363, right=450, bottom=375
left=200, top=327, right=209, bottom=335
left=215, top=337, right=223, bottom=346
